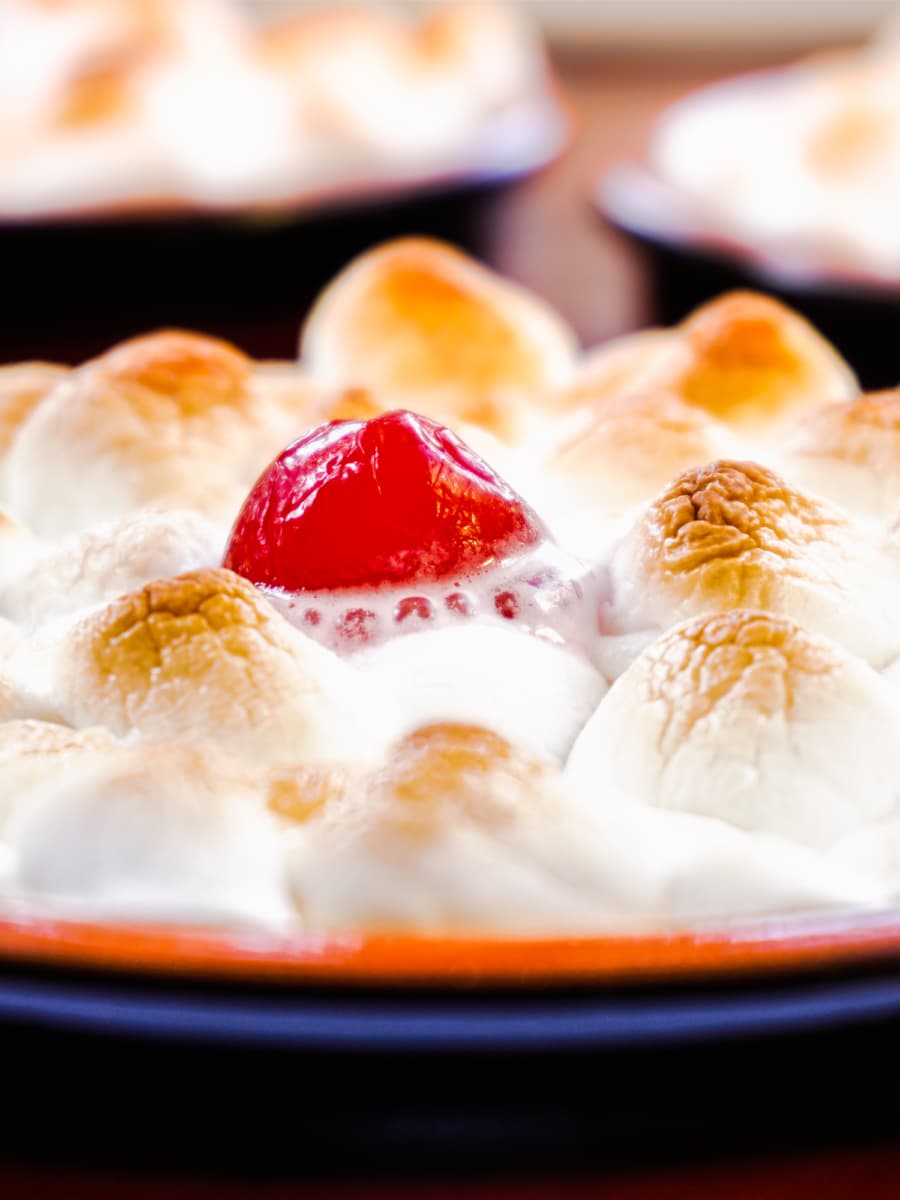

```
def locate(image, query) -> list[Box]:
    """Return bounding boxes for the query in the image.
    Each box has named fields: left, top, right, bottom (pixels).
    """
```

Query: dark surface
left=623, top=233, right=900, bottom=392
left=0, top=182, right=504, bottom=365
left=0, top=956, right=898, bottom=1172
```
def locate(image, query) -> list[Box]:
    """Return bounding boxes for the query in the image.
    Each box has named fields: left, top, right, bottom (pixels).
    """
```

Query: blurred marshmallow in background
left=0, top=0, right=566, bottom=363
left=0, top=0, right=553, bottom=214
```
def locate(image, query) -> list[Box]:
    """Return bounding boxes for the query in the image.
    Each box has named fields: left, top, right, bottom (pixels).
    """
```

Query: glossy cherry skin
left=224, top=410, right=548, bottom=592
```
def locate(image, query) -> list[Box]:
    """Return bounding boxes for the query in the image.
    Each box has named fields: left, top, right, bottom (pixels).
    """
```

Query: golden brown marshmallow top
left=58, top=568, right=313, bottom=742
left=6, top=330, right=317, bottom=531
left=91, top=329, right=253, bottom=415
left=267, top=763, right=364, bottom=826
left=638, top=460, right=845, bottom=605
left=640, top=610, right=843, bottom=752
left=806, top=103, right=893, bottom=180
left=371, top=722, right=555, bottom=840
left=777, top=390, right=900, bottom=517
left=303, top=237, right=575, bottom=441
left=668, top=291, right=856, bottom=432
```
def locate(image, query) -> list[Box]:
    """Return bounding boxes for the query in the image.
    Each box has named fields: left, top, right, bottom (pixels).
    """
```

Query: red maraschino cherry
left=224, top=410, right=548, bottom=593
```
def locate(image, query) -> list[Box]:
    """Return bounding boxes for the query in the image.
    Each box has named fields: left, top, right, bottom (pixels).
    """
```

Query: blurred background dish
left=598, top=8, right=900, bottom=387
left=0, top=0, right=557, bottom=217
left=0, top=0, right=566, bottom=362
left=8, top=1, right=900, bottom=373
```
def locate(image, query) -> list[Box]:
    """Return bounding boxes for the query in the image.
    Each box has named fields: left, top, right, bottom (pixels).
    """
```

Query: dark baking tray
left=0, top=950, right=899, bottom=1175
left=599, top=165, right=900, bottom=391
left=0, top=86, right=568, bottom=367
left=0, top=180, right=524, bottom=367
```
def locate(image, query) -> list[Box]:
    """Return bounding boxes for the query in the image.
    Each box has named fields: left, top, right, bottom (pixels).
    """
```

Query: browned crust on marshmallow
left=555, top=331, right=681, bottom=411
left=0, top=363, right=68, bottom=459
left=374, top=722, right=553, bottom=838
left=0, top=720, right=119, bottom=792
left=8, top=331, right=317, bottom=529
left=267, top=763, right=364, bottom=825
left=53, top=55, right=138, bottom=130
left=259, top=6, right=408, bottom=66
left=318, top=387, right=386, bottom=423
left=0, top=720, right=113, bottom=758
left=302, top=237, right=575, bottom=440
left=671, top=291, right=856, bottom=430
left=807, top=103, right=892, bottom=179
left=640, top=610, right=843, bottom=750
left=639, top=460, right=845, bottom=606
left=60, top=568, right=306, bottom=740
left=93, top=330, right=252, bottom=414
left=74, top=568, right=283, bottom=691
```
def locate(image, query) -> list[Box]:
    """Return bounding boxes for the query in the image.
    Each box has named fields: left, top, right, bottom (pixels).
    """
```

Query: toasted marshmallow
left=829, top=804, right=900, bottom=903
left=0, top=26, right=175, bottom=215
left=634, top=804, right=880, bottom=920
left=568, top=611, right=900, bottom=849
left=650, top=29, right=900, bottom=276
left=137, top=6, right=302, bottom=204
left=556, top=330, right=683, bottom=411
left=356, top=625, right=607, bottom=761
left=50, top=46, right=143, bottom=135
left=249, top=360, right=320, bottom=427
left=266, top=761, right=366, bottom=827
left=0, top=719, right=118, bottom=841
left=0, top=507, right=39, bottom=590
left=289, top=721, right=876, bottom=930
left=0, top=1, right=147, bottom=131
left=52, top=568, right=388, bottom=764
left=641, top=292, right=857, bottom=439
left=0, top=666, right=64, bottom=725
left=260, top=8, right=478, bottom=162
left=0, top=508, right=225, bottom=630
left=545, top=391, right=737, bottom=518
left=308, top=384, right=386, bottom=424
left=6, top=330, right=316, bottom=535
left=0, top=1, right=283, bottom=213
left=0, top=362, right=68, bottom=486
left=606, top=460, right=900, bottom=666
left=0, top=0, right=550, bottom=216
left=301, top=237, right=576, bottom=441
left=6, top=742, right=290, bottom=925
left=417, top=2, right=542, bottom=111
left=287, top=722, right=621, bottom=932
left=780, top=389, right=900, bottom=518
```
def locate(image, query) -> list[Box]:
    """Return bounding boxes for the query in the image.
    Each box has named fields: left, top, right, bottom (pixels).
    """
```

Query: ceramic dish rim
left=1, top=904, right=900, bottom=989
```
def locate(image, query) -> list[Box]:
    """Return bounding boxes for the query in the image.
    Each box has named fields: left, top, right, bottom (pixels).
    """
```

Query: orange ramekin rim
left=1, top=907, right=899, bottom=988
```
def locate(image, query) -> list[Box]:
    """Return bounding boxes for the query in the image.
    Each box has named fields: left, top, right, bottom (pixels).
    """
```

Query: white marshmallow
left=567, top=611, right=900, bottom=850
left=604, top=460, right=900, bottom=670
left=356, top=625, right=607, bottom=761
left=0, top=509, right=225, bottom=631
left=6, top=746, right=291, bottom=926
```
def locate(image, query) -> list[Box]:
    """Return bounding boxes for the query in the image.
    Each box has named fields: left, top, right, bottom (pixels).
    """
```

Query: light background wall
left=241, top=0, right=898, bottom=50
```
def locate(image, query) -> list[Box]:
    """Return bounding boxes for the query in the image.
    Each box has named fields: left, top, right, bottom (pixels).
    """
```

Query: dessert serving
left=0, top=0, right=558, bottom=217
left=634, top=17, right=900, bottom=282
left=2, top=236, right=900, bottom=941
